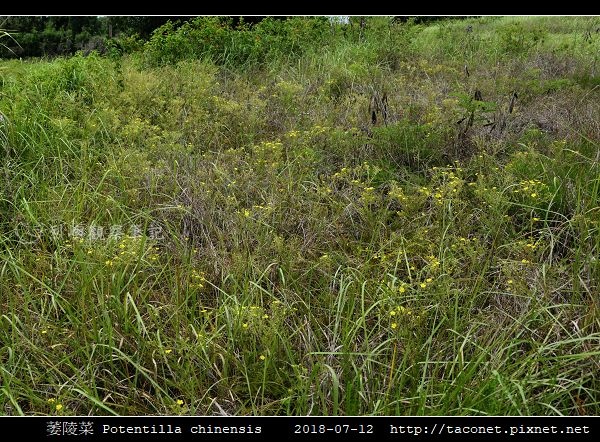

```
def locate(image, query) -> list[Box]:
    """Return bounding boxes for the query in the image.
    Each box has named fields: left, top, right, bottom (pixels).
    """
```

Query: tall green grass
left=0, top=16, right=599, bottom=416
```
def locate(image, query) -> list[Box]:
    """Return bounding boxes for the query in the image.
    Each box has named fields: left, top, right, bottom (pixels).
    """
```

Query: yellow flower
left=532, top=217, right=540, bottom=222
left=398, top=286, right=406, bottom=293
left=420, top=283, right=427, bottom=289
left=243, top=209, right=251, bottom=217
left=176, top=399, right=184, bottom=406
left=47, top=398, right=56, bottom=403
left=521, top=259, right=530, bottom=264
left=390, top=311, right=396, bottom=316
left=426, top=278, right=433, bottom=283
left=508, top=279, right=513, bottom=284
left=259, top=355, right=266, bottom=361
left=55, top=404, right=63, bottom=411
left=165, top=349, right=172, bottom=354
left=262, top=314, right=269, bottom=319
left=391, top=323, right=398, bottom=329
left=242, top=323, right=248, bottom=328
left=531, top=193, right=537, bottom=198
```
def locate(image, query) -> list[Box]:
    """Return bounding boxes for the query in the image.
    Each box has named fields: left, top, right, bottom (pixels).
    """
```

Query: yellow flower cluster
left=190, top=269, right=207, bottom=289
left=512, top=179, right=548, bottom=199
left=426, top=255, right=440, bottom=269
left=310, top=124, right=330, bottom=135
left=103, top=236, right=160, bottom=268
left=234, top=305, right=271, bottom=331
left=396, top=277, right=434, bottom=293
left=48, top=398, right=63, bottom=412
left=388, top=304, right=424, bottom=331
left=390, top=305, right=413, bottom=316
left=252, top=140, right=284, bottom=169
left=284, top=124, right=330, bottom=141
left=332, top=162, right=379, bottom=184
left=430, top=169, right=464, bottom=205
left=388, top=183, right=409, bottom=203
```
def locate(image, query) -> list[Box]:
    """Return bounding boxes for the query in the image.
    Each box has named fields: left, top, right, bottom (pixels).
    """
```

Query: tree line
left=0, top=17, right=192, bottom=58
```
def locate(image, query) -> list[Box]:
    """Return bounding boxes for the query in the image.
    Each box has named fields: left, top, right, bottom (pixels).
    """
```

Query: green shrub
left=497, top=21, right=546, bottom=55
left=142, top=17, right=333, bottom=68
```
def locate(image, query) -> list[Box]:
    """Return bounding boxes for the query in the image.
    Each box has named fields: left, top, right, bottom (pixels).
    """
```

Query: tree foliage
left=0, top=16, right=186, bottom=58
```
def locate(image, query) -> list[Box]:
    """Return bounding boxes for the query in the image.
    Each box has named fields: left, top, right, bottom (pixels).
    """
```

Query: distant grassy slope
left=0, top=16, right=599, bottom=415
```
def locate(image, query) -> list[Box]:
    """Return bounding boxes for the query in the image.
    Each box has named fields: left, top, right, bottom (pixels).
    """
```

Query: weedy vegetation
left=0, top=16, right=599, bottom=416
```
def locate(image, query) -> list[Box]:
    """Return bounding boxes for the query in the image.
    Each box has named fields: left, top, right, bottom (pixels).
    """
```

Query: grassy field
left=0, top=16, right=599, bottom=416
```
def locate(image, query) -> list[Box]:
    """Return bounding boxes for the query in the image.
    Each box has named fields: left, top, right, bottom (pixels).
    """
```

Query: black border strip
left=2, top=4, right=600, bottom=15
left=1, top=416, right=596, bottom=441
